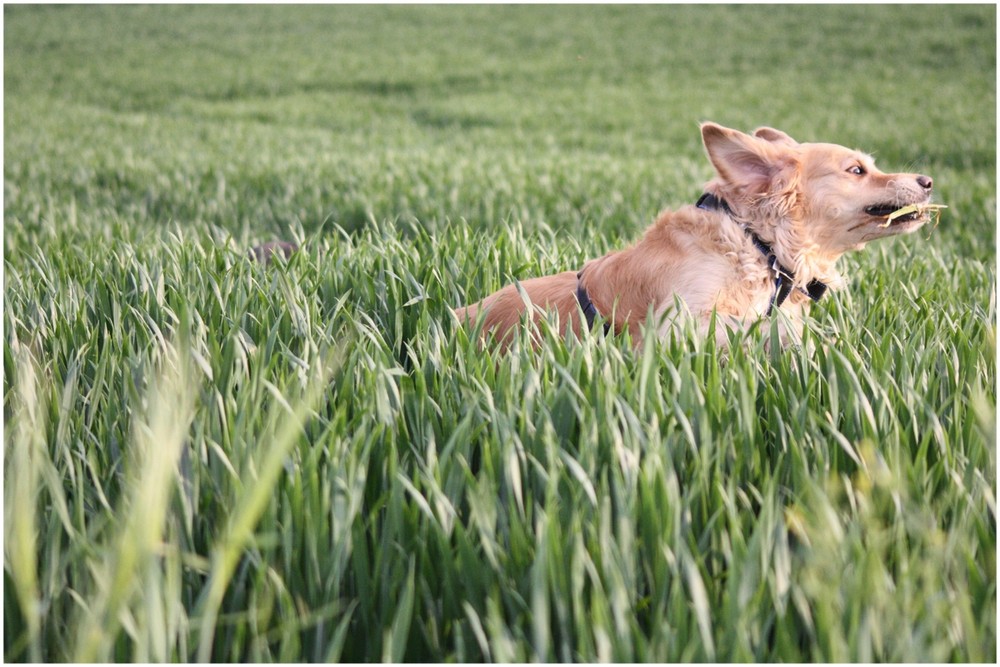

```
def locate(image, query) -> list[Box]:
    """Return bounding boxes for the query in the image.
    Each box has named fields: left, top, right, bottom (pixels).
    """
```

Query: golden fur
left=454, top=122, right=935, bottom=349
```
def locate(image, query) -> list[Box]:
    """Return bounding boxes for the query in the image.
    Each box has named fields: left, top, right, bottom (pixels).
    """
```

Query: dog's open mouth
left=864, top=203, right=947, bottom=228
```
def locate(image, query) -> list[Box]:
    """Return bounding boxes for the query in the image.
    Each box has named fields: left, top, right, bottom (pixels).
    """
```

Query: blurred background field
left=4, top=4, right=996, bottom=662
left=4, top=5, right=995, bottom=253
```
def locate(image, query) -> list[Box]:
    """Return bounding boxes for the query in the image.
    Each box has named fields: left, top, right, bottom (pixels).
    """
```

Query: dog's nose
left=916, top=175, right=933, bottom=191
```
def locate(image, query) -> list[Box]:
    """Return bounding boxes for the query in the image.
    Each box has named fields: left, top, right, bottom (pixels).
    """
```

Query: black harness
left=695, top=193, right=828, bottom=315
left=576, top=272, right=612, bottom=334
left=575, top=193, right=828, bottom=330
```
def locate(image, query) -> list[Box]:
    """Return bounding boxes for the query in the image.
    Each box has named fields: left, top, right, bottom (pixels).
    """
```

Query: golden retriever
left=454, top=122, right=937, bottom=349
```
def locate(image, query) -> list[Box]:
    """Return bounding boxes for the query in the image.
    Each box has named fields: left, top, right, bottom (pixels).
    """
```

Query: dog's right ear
left=701, top=122, right=792, bottom=194
left=753, top=127, right=799, bottom=147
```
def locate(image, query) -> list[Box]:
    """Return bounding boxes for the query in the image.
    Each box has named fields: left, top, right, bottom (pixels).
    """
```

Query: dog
left=453, top=122, right=937, bottom=350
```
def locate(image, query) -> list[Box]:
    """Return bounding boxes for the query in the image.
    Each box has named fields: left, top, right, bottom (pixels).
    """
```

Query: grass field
left=3, top=4, right=996, bottom=662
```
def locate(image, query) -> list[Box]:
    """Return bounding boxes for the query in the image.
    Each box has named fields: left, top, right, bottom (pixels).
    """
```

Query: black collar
left=696, top=192, right=827, bottom=315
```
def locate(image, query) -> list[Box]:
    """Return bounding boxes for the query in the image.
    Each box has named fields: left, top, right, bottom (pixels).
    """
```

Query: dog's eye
left=847, top=165, right=866, bottom=176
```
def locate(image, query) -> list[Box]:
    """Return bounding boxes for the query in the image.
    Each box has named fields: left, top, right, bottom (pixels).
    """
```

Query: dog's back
left=453, top=270, right=583, bottom=349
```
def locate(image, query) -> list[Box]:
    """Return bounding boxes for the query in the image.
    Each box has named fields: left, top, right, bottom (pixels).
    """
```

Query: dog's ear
left=753, top=127, right=799, bottom=147
left=701, top=122, right=793, bottom=193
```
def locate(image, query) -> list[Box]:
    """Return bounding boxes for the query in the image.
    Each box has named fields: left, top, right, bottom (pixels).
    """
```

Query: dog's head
left=700, top=122, right=935, bottom=259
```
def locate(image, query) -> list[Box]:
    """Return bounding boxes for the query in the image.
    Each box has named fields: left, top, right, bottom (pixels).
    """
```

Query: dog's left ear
left=753, top=127, right=799, bottom=147
left=701, top=122, right=794, bottom=193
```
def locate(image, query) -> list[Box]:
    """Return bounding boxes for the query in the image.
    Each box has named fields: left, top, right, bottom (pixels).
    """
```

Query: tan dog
left=454, top=122, right=937, bottom=349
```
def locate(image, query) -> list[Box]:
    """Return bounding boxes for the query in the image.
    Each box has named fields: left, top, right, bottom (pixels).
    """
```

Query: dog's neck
left=697, top=188, right=843, bottom=290
left=696, top=192, right=784, bottom=266
left=696, top=191, right=832, bottom=313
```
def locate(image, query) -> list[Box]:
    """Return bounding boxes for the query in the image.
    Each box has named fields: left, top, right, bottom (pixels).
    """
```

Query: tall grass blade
left=195, top=352, right=339, bottom=661
left=72, top=340, right=197, bottom=662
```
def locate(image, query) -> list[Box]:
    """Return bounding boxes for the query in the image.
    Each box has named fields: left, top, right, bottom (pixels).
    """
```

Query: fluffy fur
left=454, top=122, right=936, bottom=349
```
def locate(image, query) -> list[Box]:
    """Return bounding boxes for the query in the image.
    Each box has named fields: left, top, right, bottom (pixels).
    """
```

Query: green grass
left=3, top=4, right=996, bottom=662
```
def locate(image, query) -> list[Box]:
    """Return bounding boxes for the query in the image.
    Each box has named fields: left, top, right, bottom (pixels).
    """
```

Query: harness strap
left=576, top=271, right=612, bottom=334
left=696, top=193, right=828, bottom=315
